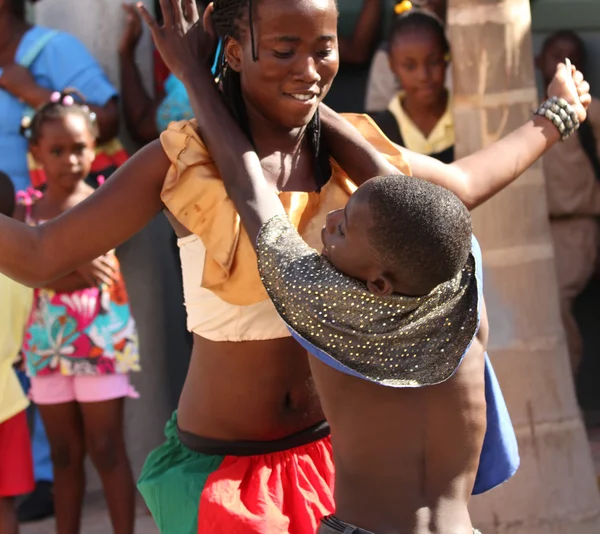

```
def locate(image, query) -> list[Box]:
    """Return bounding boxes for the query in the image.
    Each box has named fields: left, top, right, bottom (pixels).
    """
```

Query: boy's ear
left=367, top=275, right=394, bottom=297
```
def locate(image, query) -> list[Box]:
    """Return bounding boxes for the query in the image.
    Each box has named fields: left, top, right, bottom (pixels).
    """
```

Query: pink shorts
left=29, top=373, right=139, bottom=405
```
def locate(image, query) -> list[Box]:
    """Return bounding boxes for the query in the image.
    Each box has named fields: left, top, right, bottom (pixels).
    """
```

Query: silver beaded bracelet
left=535, top=96, right=580, bottom=141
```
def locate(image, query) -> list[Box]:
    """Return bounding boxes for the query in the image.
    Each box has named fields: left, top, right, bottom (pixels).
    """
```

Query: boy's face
left=538, top=35, right=584, bottom=85
left=389, top=29, right=447, bottom=107
left=321, top=184, right=392, bottom=296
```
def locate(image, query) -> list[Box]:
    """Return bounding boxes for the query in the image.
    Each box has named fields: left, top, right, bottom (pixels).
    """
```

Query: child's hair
left=21, top=89, right=99, bottom=145
left=211, top=0, right=332, bottom=190
left=366, top=175, right=472, bottom=294
left=389, top=1, right=450, bottom=57
left=0, top=172, right=16, bottom=218
left=8, top=0, right=41, bottom=21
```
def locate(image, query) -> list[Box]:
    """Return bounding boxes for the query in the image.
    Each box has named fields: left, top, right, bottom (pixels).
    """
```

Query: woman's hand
left=137, top=0, right=216, bottom=82
left=119, top=3, right=144, bottom=56
left=547, top=61, right=591, bottom=123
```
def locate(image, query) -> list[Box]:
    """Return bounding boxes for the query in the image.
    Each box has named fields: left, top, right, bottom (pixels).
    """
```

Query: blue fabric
left=155, top=74, right=194, bottom=133
left=472, top=353, right=520, bottom=494
left=17, top=371, right=54, bottom=483
left=155, top=39, right=223, bottom=133
left=290, top=236, right=520, bottom=494
left=0, top=26, right=117, bottom=192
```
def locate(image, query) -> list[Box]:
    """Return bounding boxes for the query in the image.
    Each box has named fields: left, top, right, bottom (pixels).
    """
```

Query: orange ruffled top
left=160, top=113, right=411, bottom=306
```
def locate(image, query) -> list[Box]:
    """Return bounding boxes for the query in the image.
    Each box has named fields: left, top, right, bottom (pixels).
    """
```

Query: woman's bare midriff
left=177, top=334, right=325, bottom=442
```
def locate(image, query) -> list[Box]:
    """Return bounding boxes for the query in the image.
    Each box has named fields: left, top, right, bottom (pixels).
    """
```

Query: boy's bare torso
left=310, top=302, right=489, bottom=534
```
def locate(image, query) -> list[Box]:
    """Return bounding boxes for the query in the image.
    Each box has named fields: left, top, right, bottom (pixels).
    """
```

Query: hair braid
left=211, top=0, right=331, bottom=190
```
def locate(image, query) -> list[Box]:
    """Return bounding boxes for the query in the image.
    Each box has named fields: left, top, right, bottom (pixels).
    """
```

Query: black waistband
left=177, top=420, right=330, bottom=456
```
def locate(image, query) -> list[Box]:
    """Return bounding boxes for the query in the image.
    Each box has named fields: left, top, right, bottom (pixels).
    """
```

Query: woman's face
left=225, top=0, right=339, bottom=131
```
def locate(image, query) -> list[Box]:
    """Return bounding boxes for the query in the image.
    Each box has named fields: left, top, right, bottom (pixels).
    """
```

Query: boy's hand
left=547, top=61, right=591, bottom=123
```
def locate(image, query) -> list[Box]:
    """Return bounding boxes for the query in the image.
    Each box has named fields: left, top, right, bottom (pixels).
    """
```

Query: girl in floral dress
left=16, top=90, right=139, bottom=534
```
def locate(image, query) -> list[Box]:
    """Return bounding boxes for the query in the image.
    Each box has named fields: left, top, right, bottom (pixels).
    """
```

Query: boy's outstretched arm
left=320, top=63, right=591, bottom=210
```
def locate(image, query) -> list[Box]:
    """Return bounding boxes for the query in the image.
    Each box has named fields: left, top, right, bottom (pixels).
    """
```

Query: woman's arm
left=321, top=64, right=591, bottom=210
left=119, top=53, right=161, bottom=144
left=0, top=141, right=168, bottom=287
left=119, top=4, right=162, bottom=144
left=0, top=63, right=120, bottom=143
left=338, top=0, right=382, bottom=64
left=403, top=115, right=560, bottom=209
left=44, top=272, right=97, bottom=293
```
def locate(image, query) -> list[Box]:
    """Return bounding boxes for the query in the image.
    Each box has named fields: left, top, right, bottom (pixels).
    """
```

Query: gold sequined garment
left=257, top=215, right=480, bottom=388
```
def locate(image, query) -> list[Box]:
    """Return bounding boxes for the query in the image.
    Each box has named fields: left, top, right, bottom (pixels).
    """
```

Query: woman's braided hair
left=211, top=0, right=332, bottom=190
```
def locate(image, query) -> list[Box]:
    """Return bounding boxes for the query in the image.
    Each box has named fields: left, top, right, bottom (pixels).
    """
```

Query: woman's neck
left=244, top=100, right=308, bottom=159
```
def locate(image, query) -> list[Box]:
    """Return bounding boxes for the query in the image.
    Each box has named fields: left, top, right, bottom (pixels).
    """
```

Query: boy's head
left=0, top=171, right=16, bottom=217
left=537, top=30, right=585, bottom=86
left=321, top=175, right=472, bottom=297
left=388, top=7, right=449, bottom=107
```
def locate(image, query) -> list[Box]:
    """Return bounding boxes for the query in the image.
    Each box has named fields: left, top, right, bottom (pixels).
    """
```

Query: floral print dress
left=18, top=189, right=140, bottom=378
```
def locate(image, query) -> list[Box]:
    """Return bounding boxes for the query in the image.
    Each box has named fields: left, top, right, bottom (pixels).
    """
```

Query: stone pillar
left=34, top=0, right=191, bottom=489
left=447, top=0, right=600, bottom=532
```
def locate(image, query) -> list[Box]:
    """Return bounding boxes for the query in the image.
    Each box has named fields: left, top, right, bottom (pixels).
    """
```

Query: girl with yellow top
left=370, top=2, right=454, bottom=162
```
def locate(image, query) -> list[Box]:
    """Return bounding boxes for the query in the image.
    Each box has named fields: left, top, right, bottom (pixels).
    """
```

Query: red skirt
left=138, top=413, right=335, bottom=534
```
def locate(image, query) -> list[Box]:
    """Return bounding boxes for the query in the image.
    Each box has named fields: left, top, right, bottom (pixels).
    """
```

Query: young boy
left=0, top=171, right=35, bottom=534
left=537, top=31, right=600, bottom=375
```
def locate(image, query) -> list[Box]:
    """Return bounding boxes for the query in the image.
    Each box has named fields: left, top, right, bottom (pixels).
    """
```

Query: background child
left=17, top=91, right=140, bottom=534
left=369, top=5, right=454, bottom=163
left=536, top=31, right=600, bottom=376
left=365, top=0, right=451, bottom=113
left=0, top=171, right=35, bottom=534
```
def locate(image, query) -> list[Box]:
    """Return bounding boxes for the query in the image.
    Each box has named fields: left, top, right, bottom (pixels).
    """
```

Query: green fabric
left=138, top=412, right=225, bottom=534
